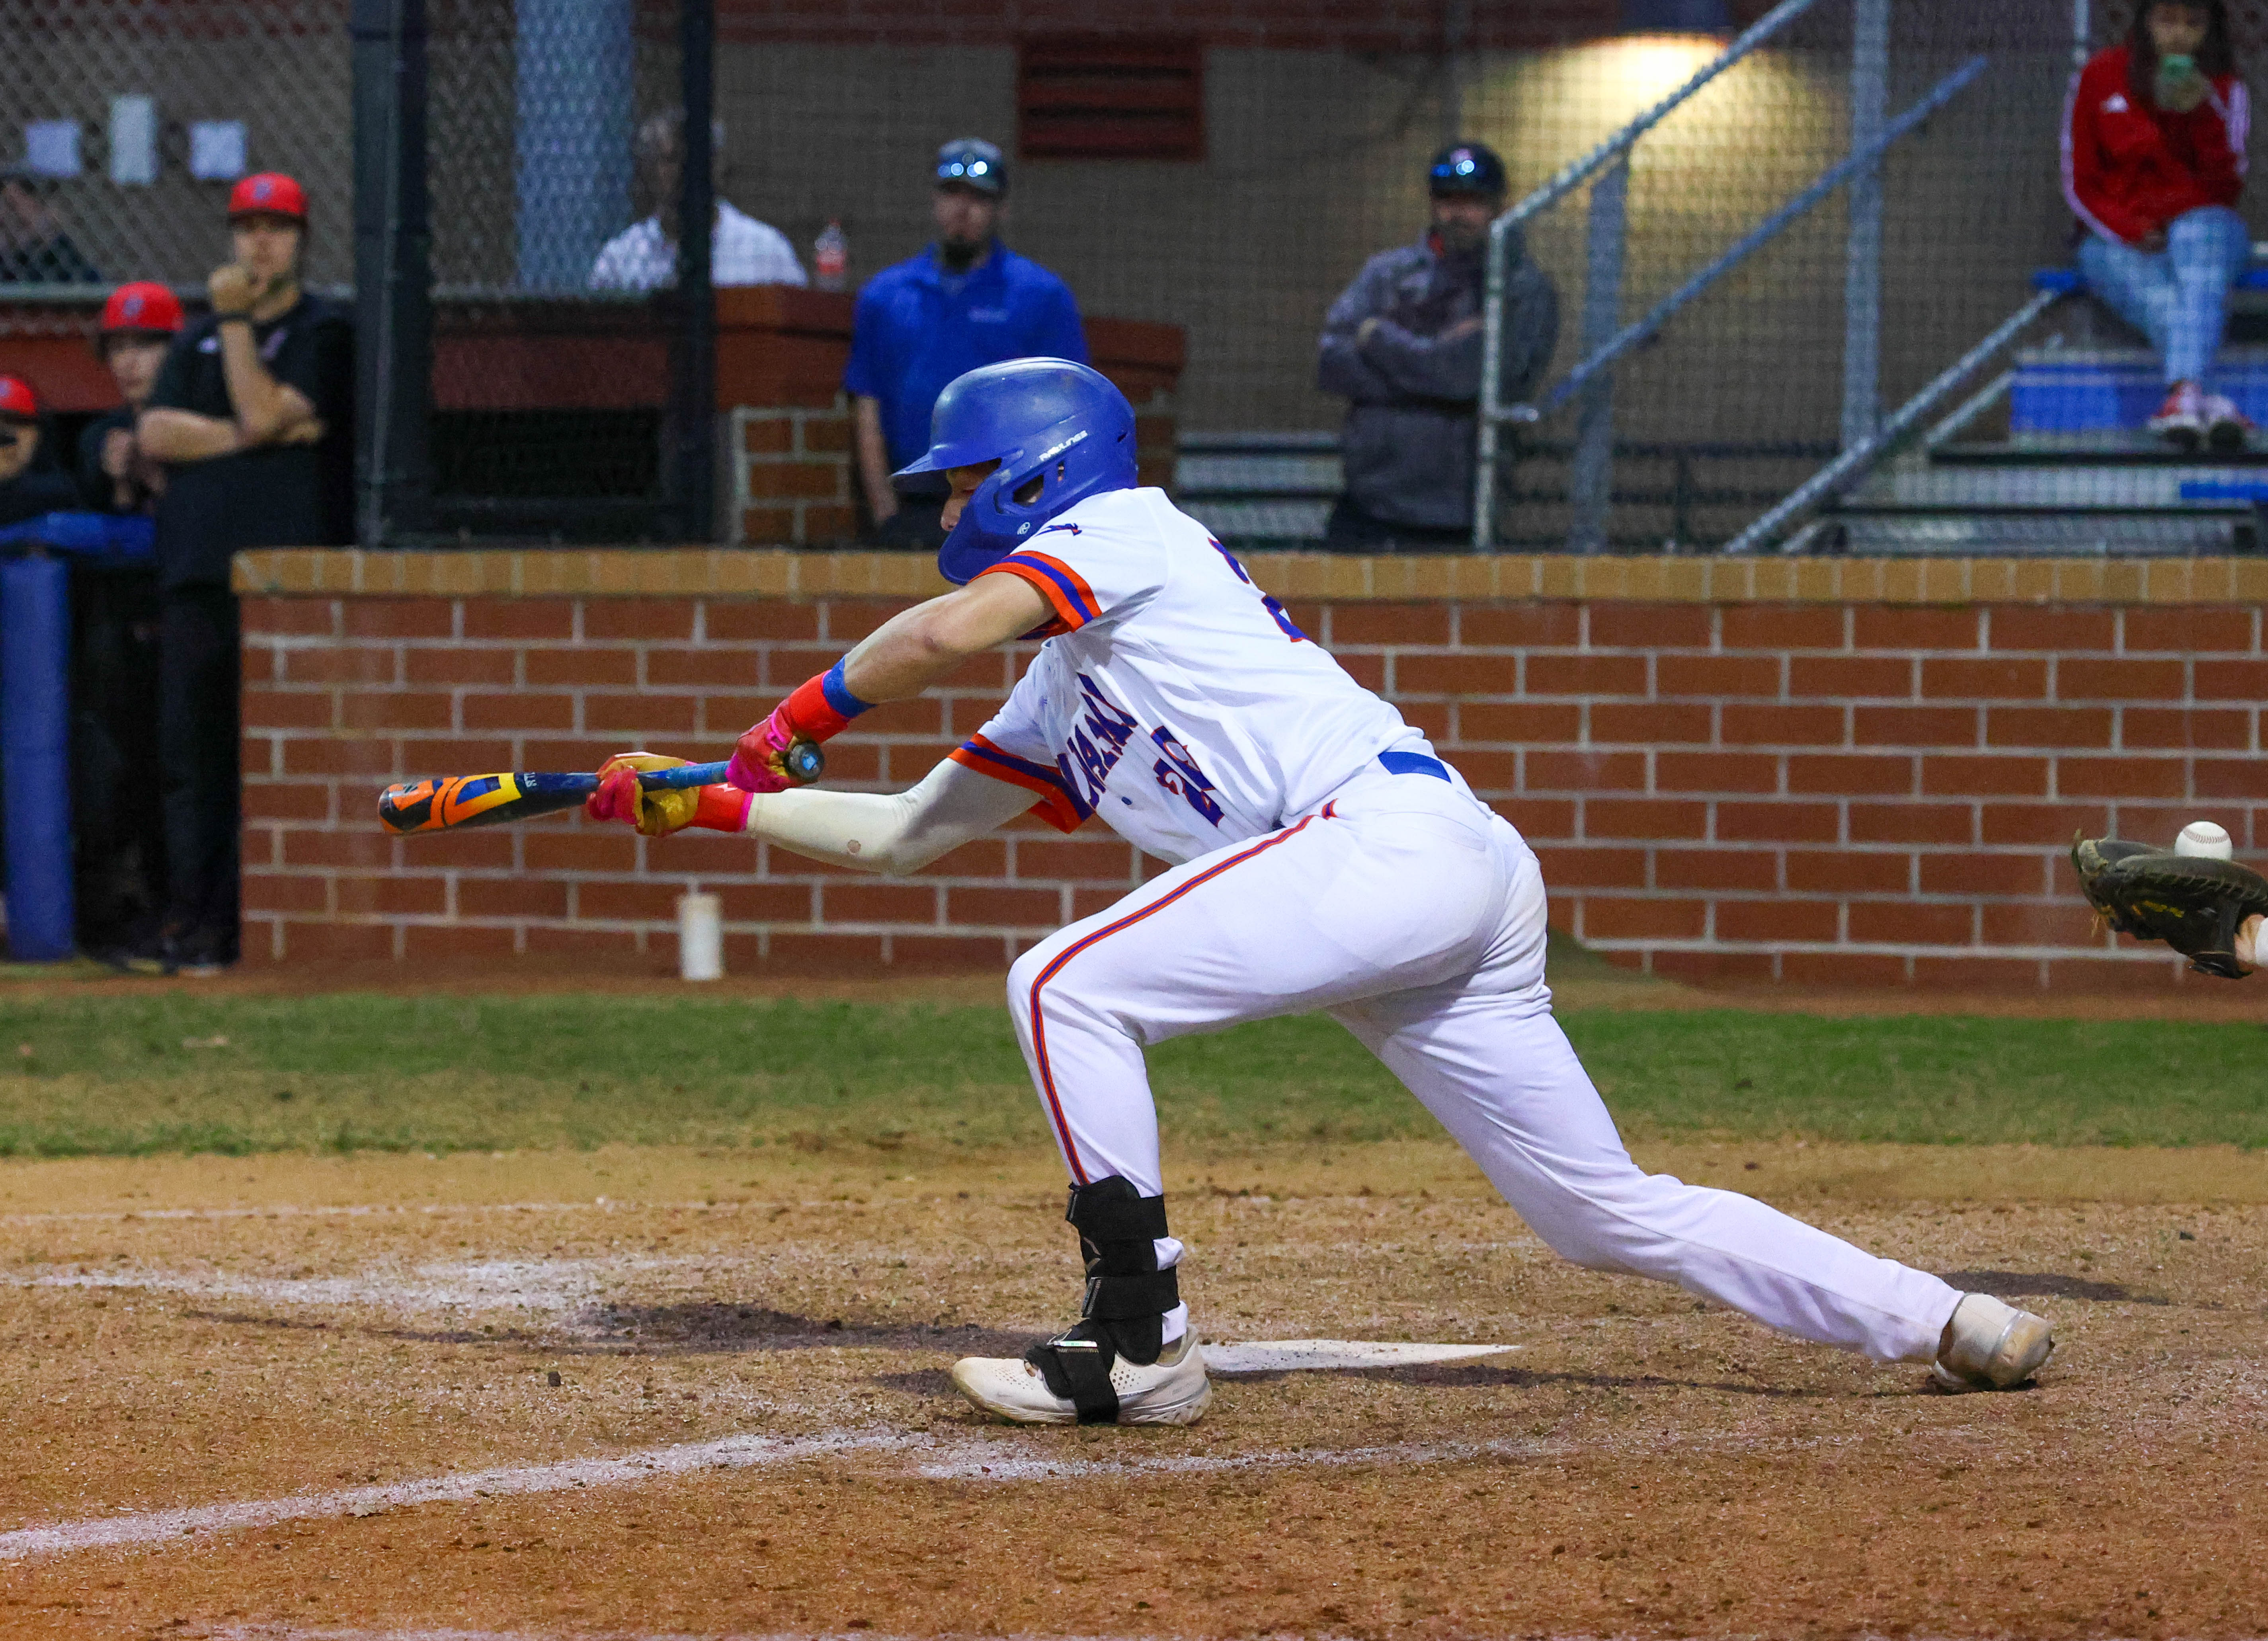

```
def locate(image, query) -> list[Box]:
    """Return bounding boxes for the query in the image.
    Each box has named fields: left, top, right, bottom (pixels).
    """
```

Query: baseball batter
left=589, top=359, right=2055, bottom=1426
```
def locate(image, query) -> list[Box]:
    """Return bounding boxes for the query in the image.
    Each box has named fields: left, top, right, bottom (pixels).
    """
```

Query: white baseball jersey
left=588, top=202, right=807, bottom=291
left=948, top=486, right=1438, bottom=865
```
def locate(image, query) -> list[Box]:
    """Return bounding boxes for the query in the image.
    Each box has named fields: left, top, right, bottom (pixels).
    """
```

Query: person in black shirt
left=135, top=172, right=353, bottom=974
left=77, top=280, right=183, bottom=516
left=0, top=374, right=80, bottom=526
left=71, top=283, right=183, bottom=960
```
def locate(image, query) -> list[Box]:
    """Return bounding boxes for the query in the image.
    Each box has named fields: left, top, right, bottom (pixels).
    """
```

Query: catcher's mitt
left=2070, top=834, right=2268, bottom=979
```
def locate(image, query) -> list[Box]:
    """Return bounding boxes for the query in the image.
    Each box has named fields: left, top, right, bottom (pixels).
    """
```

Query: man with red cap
left=0, top=373, right=80, bottom=527
left=134, top=172, right=353, bottom=975
left=78, top=280, right=182, bottom=514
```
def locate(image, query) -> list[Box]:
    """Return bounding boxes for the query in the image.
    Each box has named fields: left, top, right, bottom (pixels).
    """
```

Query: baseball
left=2176, top=820, right=2234, bottom=860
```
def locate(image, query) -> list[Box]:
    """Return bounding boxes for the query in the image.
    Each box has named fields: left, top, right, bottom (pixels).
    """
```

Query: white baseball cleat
left=1932, top=1293, right=2055, bottom=1391
left=952, top=1328, right=1214, bottom=1426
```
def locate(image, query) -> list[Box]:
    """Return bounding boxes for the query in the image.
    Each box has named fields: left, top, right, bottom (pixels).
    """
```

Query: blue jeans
left=2078, top=205, right=2252, bottom=385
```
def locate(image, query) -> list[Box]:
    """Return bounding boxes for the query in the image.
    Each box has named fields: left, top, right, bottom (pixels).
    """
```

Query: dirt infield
left=3, top=1139, right=2265, bottom=1639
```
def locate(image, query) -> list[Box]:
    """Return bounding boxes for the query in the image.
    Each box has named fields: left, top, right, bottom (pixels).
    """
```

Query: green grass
left=0, top=993, right=2258, bottom=1159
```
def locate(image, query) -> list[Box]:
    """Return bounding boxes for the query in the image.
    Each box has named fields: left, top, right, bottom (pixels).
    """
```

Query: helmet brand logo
left=1036, top=430, right=1090, bottom=463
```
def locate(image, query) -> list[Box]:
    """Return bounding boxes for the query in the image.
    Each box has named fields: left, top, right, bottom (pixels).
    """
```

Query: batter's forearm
left=740, top=760, right=1029, bottom=874
left=835, top=576, right=1053, bottom=705
left=837, top=604, right=981, bottom=702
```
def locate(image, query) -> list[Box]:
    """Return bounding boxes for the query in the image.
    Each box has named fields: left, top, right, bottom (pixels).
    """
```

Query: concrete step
left=1848, top=457, right=2262, bottom=512
left=1932, top=433, right=2268, bottom=466
left=1174, top=431, right=1341, bottom=544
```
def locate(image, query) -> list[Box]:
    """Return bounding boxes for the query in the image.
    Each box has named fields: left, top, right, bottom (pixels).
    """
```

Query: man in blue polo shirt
left=846, top=138, right=1087, bottom=547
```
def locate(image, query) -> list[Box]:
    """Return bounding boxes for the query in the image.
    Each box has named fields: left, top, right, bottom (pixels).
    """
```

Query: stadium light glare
left=1600, top=35, right=1731, bottom=107
left=1475, top=39, right=1829, bottom=224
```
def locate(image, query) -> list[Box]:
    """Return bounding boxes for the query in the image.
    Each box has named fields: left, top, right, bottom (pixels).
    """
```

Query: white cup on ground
left=677, top=891, right=723, bottom=981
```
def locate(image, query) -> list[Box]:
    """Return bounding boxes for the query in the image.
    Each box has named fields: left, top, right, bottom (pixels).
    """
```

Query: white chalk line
left=0, top=1197, right=888, bottom=1229
left=8, top=1413, right=1567, bottom=1567
left=0, top=1428, right=923, bottom=1564
left=10, top=1257, right=656, bottom=1320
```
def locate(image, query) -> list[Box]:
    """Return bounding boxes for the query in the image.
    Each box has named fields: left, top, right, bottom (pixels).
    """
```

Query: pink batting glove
left=726, top=707, right=798, bottom=794
left=584, top=762, right=647, bottom=825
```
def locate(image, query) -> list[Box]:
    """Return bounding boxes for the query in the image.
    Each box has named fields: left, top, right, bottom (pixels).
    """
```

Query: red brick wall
left=240, top=582, right=2266, bottom=988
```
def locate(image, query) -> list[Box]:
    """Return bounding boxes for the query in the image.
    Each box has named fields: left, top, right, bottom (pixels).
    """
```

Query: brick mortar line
left=244, top=914, right=2131, bottom=959
left=230, top=550, right=2268, bottom=604
left=1581, top=938, right=2158, bottom=960
left=247, top=913, right=1066, bottom=938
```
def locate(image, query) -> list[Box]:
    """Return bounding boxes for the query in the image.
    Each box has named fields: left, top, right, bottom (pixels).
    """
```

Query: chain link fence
left=10, top=1, right=2268, bottom=550
left=1, top=0, right=352, bottom=291
left=417, top=0, right=690, bottom=535
left=1466, top=0, right=2082, bottom=550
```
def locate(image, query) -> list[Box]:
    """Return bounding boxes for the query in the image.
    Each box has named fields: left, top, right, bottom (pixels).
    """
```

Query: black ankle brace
left=1022, top=1176, right=1178, bottom=1424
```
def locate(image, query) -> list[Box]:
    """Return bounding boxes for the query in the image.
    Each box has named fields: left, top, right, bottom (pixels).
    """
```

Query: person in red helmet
left=78, top=280, right=183, bottom=514
left=0, top=373, right=80, bottom=527
left=133, top=172, right=353, bottom=976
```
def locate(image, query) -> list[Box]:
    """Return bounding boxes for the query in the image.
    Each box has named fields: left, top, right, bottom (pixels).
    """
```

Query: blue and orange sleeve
left=949, top=734, right=1089, bottom=833
left=976, top=550, right=1104, bottom=635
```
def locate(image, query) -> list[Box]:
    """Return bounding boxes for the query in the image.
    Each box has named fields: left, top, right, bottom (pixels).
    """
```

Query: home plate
left=1205, top=1338, right=1520, bottom=1374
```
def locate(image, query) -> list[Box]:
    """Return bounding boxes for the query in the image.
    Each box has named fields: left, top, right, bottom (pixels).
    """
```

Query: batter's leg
left=1333, top=976, right=1963, bottom=1365
left=954, top=787, right=1509, bottom=1425
left=1003, top=795, right=1506, bottom=1196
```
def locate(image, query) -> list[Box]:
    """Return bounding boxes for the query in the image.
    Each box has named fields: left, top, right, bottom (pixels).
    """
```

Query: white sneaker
left=952, top=1328, right=1214, bottom=1426
left=1932, top=1293, right=2054, bottom=1391
left=2149, top=380, right=2207, bottom=450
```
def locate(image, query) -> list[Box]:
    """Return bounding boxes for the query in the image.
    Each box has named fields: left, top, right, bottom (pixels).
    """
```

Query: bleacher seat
left=2030, top=265, right=2268, bottom=297
left=1173, top=432, right=1340, bottom=546
left=2017, top=263, right=2268, bottom=434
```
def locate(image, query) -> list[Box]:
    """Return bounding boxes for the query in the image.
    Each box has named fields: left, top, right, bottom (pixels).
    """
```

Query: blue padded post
left=1, top=555, right=75, bottom=960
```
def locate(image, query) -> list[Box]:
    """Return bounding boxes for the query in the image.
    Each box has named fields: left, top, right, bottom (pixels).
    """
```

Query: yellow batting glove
left=589, top=752, right=701, bottom=838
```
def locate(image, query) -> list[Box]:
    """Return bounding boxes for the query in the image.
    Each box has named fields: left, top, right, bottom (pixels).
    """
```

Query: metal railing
left=1474, top=0, right=1835, bottom=550
left=1720, top=285, right=2069, bottom=553
left=1472, top=0, right=1996, bottom=553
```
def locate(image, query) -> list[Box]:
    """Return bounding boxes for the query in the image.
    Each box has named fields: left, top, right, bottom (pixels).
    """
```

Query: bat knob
left=783, top=740, right=825, bottom=785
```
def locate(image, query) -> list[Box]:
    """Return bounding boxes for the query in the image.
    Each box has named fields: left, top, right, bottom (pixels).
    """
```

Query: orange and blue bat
left=376, top=744, right=823, bottom=836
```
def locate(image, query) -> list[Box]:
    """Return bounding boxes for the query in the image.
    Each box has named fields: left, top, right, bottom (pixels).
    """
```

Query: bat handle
left=634, top=743, right=825, bottom=791
left=781, top=739, right=825, bottom=784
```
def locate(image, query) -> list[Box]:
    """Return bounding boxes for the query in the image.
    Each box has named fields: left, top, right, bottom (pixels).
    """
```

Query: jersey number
left=1151, top=728, right=1224, bottom=826
left=1207, top=539, right=1308, bottom=642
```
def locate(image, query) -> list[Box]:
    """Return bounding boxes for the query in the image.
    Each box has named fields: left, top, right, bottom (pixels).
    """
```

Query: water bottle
left=814, top=219, right=847, bottom=291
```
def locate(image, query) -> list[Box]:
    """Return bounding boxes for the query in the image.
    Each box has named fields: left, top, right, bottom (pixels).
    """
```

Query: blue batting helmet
left=894, top=358, right=1138, bottom=584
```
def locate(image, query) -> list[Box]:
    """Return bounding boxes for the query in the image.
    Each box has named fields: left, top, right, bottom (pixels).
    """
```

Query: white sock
left=1159, top=1301, right=1189, bottom=1347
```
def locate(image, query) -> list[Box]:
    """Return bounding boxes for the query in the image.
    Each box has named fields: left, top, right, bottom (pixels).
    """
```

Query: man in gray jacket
left=1318, top=142, right=1559, bottom=549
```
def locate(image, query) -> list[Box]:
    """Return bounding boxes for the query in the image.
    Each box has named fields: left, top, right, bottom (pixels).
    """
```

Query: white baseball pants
left=1005, top=768, right=1964, bottom=1365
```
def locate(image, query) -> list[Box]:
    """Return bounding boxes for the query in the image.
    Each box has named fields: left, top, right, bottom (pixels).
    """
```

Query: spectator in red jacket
left=2065, top=0, right=2254, bottom=449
